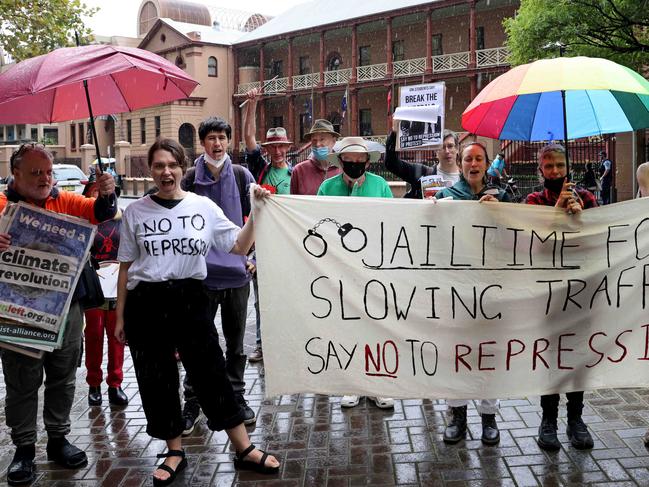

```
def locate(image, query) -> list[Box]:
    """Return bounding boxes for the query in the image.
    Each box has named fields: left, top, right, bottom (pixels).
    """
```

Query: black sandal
left=233, top=444, right=280, bottom=474
left=152, top=449, right=187, bottom=486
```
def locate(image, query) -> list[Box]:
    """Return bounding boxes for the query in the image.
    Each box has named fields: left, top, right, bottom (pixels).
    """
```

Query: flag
left=387, top=87, right=392, bottom=116
left=341, top=87, right=348, bottom=121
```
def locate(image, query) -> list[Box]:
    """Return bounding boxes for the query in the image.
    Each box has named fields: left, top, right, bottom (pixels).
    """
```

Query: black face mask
left=543, top=176, right=565, bottom=194
left=342, top=161, right=367, bottom=180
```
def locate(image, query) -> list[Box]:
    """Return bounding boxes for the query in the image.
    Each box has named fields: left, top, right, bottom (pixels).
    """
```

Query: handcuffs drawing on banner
left=303, top=218, right=367, bottom=258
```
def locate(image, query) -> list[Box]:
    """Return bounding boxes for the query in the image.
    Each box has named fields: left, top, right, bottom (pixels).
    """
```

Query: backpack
left=183, top=164, right=251, bottom=218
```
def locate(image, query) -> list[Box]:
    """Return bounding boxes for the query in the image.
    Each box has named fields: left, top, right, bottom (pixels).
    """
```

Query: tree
left=0, top=0, right=97, bottom=62
left=504, top=0, right=649, bottom=69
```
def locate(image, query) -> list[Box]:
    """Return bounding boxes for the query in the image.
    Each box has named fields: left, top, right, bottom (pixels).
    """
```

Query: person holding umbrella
left=526, top=143, right=597, bottom=451
left=115, top=139, right=280, bottom=485
left=0, top=143, right=117, bottom=486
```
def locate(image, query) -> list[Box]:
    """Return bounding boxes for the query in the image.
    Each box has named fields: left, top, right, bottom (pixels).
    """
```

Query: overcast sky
left=83, top=0, right=310, bottom=37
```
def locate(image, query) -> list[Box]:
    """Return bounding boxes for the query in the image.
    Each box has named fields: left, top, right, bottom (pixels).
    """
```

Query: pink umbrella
left=0, top=44, right=198, bottom=123
left=0, top=44, right=199, bottom=171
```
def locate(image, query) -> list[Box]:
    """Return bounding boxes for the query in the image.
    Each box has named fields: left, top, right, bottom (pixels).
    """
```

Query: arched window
left=208, top=56, right=218, bottom=77
left=138, top=1, right=157, bottom=36
left=178, top=123, right=196, bottom=161
left=175, top=55, right=186, bottom=69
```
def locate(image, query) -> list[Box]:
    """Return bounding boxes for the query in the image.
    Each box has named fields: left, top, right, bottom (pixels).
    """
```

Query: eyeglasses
left=442, top=143, right=457, bottom=150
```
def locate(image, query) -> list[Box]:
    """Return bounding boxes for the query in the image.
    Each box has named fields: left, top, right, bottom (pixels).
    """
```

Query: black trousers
left=540, top=391, right=584, bottom=420
left=184, top=283, right=250, bottom=402
left=124, top=279, right=245, bottom=440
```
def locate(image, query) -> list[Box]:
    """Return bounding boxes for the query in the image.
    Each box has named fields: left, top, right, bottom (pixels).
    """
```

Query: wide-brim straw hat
left=327, top=136, right=381, bottom=167
left=261, top=127, right=292, bottom=146
left=304, top=119, right=340, bottom=140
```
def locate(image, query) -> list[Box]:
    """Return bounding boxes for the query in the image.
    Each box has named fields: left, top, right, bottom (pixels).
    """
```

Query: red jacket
left=290, top=157, right=341, bottom=195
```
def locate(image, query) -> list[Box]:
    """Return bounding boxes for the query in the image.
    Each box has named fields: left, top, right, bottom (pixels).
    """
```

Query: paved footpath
left=1, top=297, right=649, bottom=486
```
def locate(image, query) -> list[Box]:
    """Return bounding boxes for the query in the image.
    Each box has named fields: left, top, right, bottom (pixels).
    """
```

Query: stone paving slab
left=0, top=297, right=648, bottom=486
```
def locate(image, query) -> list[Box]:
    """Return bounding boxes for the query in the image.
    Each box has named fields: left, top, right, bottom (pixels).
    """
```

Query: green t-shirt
left=317, top=172, right=393, bottom=198
left=262, top=166, right=291, bottom=195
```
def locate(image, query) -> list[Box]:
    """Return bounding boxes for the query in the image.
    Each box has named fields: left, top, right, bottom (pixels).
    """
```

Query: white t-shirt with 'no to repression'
left=118, top=192, right=240, bottom=290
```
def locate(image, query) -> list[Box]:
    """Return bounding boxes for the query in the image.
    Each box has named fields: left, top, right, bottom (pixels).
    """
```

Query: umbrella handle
left=83, top=79, right=103, bottom=175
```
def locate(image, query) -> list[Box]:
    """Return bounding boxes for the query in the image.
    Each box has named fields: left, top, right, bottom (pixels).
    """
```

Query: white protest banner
left=256, top=196, right=649, bottom=399
left=397, top=82, right=445, bottom=150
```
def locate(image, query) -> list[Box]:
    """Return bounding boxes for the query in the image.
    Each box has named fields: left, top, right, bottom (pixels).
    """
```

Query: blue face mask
left=312, top=147, right=330, bottom=161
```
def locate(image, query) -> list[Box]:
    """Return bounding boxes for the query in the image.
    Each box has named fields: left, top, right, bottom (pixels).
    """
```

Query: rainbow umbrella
left=462, top=56, right=649, bottom=144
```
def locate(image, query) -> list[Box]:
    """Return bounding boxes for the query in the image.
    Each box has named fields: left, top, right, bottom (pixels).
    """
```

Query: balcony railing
left=477, top=46, right=510, bottom=68
left=235, top=77, right=289, bottom=95
left=393, top=57, right=426, bottom=78
left=324, top=68, right=352, bottom=86
left=293, top=72, right=320, bottom=90
left=236, top=81, right=261, bottom=95
left=265, top=77, right=289, bottom=93
left=432, top=51, right=470, bottom=72
left=357, top=63, right=387, bottom=82
left=236, top=47, right=510, bottom=94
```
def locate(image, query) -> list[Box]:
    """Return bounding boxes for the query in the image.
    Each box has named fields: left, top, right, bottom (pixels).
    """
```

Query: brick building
left=231, top=0, right=517, bottom=145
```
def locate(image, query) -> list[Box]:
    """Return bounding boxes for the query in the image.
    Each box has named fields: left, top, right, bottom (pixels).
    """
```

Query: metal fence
left=502, top=137, right=610, bottom=199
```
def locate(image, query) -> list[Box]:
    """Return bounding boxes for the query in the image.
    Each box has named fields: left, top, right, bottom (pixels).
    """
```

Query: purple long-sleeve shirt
left=188, top=155, right=255, bottom=290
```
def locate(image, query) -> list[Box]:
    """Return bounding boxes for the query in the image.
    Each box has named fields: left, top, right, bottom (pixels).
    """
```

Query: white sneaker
left=369, top=397, right=394, bottom=409
left=340, top=395, right=360, bottom=408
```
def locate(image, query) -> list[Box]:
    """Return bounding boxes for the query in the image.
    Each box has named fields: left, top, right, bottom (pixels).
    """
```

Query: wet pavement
left=1, top=296, right=649, bottom=486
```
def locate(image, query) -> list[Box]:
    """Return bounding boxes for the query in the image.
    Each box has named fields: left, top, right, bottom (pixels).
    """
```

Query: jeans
left=184, top=283, right=250, bottom=402
left=2, top=302, right=83, bottom=447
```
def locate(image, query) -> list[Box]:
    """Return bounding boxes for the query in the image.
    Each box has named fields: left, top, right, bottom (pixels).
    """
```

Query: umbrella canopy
left=462, top=56, right=649, bottom=141
left=0, top=44, right=199, bottom=124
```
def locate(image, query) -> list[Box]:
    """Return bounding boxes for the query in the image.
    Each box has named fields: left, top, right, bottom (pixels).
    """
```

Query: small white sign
left=397, top=82, right=446, bottom=150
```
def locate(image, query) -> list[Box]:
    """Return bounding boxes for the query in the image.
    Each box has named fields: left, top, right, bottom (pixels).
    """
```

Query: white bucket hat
left=326, top=137, right=381, bottom=168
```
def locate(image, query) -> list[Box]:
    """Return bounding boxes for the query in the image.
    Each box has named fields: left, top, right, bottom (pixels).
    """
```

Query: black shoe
left=108, top=387, right=128, bottom=406
left=46, top=437, right=88, bottom=469
left=88, top=386, right=101, bottom=406
left=481, top=413, right=500, bottom=445
left=443, top=406, right=467, bottom=444
left=236, top=394, right=257, bottom=426
left=181, top=400, right=201, bottom=437
left=537, top=416, right=561, bottom=451
left=7, top=445, right=35, bottom=486
left=248, top=346, right=263, bottom=363
left=567, top=417, right=594, bottom=450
